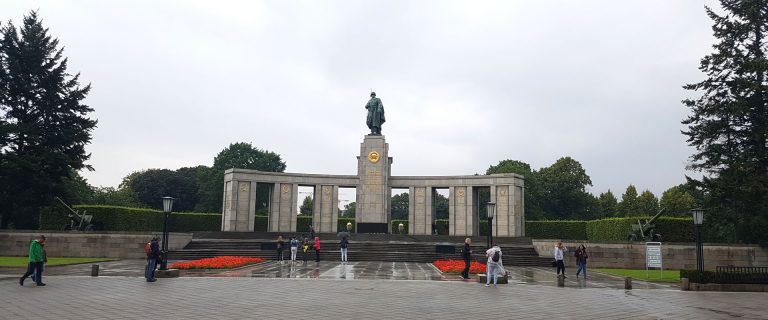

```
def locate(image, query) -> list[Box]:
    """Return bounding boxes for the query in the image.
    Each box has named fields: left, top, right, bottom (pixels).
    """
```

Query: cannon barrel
left=645, top=207, right=666, bottom=226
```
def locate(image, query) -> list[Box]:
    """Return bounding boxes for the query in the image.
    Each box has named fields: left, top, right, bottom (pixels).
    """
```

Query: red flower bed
left=433, top=259, right=486, bottom=274
left=170, top=256, right=265, bottom=270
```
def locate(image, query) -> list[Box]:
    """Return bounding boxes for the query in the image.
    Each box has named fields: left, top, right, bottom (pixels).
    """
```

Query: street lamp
left=486, top=202, right=496, bottom=249
left=691, top=208, right=705, bottom=281
left=160, top=197, right=174, bottom=270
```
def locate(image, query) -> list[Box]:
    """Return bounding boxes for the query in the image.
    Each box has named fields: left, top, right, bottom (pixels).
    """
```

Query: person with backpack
left=276, top=235, right=285, bottom=264
left=461, top=238, right=472, bottom=279
left=31, top=241, right=47, bottom=284
left=313, top=236, right=321, bottom=262
left=554, top=241, right=568, bottom=278
left=575, top=244, right=588, bottom=279
left=19, top=235, right=46, bottom=286
left=290, top=236, right=299, bottom=263
left=485, top=244, right=503, bottom=287
left=144, top=236, right=160, bottom=282
left=339, top=236, right=349, bottom=263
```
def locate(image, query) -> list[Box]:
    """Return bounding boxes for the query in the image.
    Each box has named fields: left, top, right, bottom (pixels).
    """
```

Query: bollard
left=557, top=274, right=565, bottom=287
left=624, top=277, right=632, bottom=290
left=91, top=264, right=99, bottom=277
left=680, top=278, right=690, bottom=291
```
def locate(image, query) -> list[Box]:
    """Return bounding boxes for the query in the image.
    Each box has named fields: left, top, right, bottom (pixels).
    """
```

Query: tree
left=537, top=157, right=593, bottom=219
left=390, top=193, right=409, bottom=220
left=636, top=190, right=660, bottom=216
left=598, top=190, right=619, bottom=217
left=434, top=192, right=449, bottom=219
left=659, top=184, right=697, bottom=217
left=618, top=185, right=639, bottom=216
left=129, top=169, right=199, bottom=211
left=682, top=1, right=768, bottom=244
left=486, top=159, right=544, bottom=219
left=299, top=195, right=313, bottom=215
left=0, top=11, right=97, bottom=228
left=195, top=142, right=286, bottom=212
left=343, top=202, right=356, bottom=217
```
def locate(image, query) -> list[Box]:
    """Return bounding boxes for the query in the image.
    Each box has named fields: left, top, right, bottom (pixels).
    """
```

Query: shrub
left=297, top=216, right=312, bottom=232
left=391, top=220, right=408, bottom=234
left=254, top=215, right=268, bottom=232
left=338, top=218, right=355, bottom=232
left=435, top=219, right=449, bottom=235
left=586, top=218, right=635, bottom=242
left=526, top=220, right=588, bottom=240
left=39, top=205, right=220, bottom=232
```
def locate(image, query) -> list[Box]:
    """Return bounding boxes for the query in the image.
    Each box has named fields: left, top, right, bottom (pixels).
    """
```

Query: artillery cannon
left=55, top=197, right=95, bottom=231
left=627, top=207, right=665, bottom=242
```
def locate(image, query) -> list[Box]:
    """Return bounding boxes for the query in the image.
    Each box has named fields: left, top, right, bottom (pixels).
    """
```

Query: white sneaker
left=485, top=284, right=490, bottom=287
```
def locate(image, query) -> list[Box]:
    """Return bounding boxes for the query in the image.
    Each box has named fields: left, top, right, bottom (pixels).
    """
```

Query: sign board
left=645, top=242, right=663, bottom=279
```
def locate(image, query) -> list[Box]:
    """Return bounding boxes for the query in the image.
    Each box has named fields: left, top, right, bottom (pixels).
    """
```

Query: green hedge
left=255, top=215, right=268, bottom=232
left=297, top=216, right=312, bottom=232
left=40, top=205, right=220, bottom=232
left=391, top=220, right=409, bottom=234
left=338, top=218, right=355, bottom=232
left=586, top=218, right=634, bottom=241
left=435, top=219, right=449, bottom=235
left=526, top=220, right=588, bottom=240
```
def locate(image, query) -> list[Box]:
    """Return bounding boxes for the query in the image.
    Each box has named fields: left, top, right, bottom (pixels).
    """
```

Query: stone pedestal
left=356, top=135, right=391, bottom=233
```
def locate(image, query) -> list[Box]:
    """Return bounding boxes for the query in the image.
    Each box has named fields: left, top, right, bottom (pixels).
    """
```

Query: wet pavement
left=0, top=259, right=675, bottom=289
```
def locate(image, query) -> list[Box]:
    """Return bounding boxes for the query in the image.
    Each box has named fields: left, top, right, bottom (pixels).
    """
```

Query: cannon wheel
left=84, top=224, right=96, bottom=231
left=652, top=234, right=662, bottom=242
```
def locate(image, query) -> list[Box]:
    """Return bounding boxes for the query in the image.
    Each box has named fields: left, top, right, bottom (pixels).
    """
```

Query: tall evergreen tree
left=636, top=190, right=660, bottom=216
left=682, top=1, right=768, bottom=244
left=618, top=185, right=639, bottom=216
left=598, top=190, right=619, bottom=217
left=0, top=11, right=96, bottom=228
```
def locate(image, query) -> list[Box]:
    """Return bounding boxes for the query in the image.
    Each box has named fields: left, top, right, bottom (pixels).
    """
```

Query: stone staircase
left=169, top=232, right=552, bottom=266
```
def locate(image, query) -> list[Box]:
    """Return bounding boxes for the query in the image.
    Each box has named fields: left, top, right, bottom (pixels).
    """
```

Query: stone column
left=514, top=185, right=525, bottom=237
left=411, top=186, right=433, bottom=235
left=269, top=182, right=298, bottom=232
left=355, top=135, right=391, bottom=233
left=221, top=180, right=237, bottom=231
left=449, top=186, right=471, bottom=236
left=494, top=185, right=511, bottom=237
left=314, top=185, right=338, bottom=233
left=233, top=181, right=252, bottom=231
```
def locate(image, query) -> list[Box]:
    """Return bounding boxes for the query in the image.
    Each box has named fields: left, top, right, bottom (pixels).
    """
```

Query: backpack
left=145, top=242, right=152, bottom=257
left=492, top=250, right=500, bottom=262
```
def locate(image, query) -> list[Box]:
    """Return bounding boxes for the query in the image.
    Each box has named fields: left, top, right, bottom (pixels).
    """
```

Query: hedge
left=255, top=216, right=268, bottom=232
left=586, top=218, right=634, bottom=241
left=391, top=220, right=409, bottom=234
left=338, top=218, right=355, bottom=232
left=40, top=205, right=220, bottom=232
left=526, top=220, right=588, bottom=240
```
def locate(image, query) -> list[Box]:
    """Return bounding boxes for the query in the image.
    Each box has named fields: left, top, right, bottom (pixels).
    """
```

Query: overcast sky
left=3, top=0, right=719, bottom=198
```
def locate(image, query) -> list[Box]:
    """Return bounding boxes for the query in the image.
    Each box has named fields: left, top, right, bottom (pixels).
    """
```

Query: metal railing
left=715, top=266, right=768, bottom=284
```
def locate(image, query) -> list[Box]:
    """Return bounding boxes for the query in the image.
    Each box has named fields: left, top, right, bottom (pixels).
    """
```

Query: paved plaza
left=1, top=260, right=766, bottom=319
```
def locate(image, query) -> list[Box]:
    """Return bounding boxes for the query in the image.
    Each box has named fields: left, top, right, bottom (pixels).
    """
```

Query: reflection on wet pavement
left=0, top=259, right=678, bottom=290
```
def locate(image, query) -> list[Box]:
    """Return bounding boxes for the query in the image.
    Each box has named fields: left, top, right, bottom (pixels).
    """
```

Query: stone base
left=686, top=282, right=768, bottom=292
left=155, top=269, right=180, bottom=278
left=478, top=273, right=509, bottom=284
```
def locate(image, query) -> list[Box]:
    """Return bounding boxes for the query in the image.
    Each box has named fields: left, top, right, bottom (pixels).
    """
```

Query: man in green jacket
left=19, top=235, right=46, bottom=286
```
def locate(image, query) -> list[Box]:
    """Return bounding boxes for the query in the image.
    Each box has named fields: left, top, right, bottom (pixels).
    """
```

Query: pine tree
left=618, top=185, right=638, bottom=217
left=0, top=11, right=97, bottom=228
left=682, top=1, right=768, bottom=244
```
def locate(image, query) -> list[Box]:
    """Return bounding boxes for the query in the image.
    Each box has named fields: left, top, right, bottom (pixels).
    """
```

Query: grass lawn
left=0, top=257, right=117, bottom=267
left=593, top=268, right=680, bottom=283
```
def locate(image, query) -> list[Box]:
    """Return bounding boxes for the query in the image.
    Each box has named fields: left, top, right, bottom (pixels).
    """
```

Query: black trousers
left=315, top=249, right=320, bottom=262
left=556, top=260, right=565, bottom=275
left=461, top=259, right=471, bottom=278
left=21, top=262, right=44, bottom=284
left=277, top=248, right=284, bottom=261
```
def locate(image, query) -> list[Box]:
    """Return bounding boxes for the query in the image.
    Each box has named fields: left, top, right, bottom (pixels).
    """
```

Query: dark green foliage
left=391, top=219, right=408, bottom=234
left=486, top=159, right=544, bottom=219
left=434, top=193, right=449, bottom=220
left=525, top=221, right=588, bottom=240
left=0, top=11, right=97, bottom=229
left=129, top=169, right=199, bottom=211
left=390, top=193, right=408, bottom=220
left=338, top=218, right=355, bottom=232
left=296, top=216, right=312, bottom=232
left=39, top=205, right=220, bottom=232
left=343, top=202, right=356, bottom=217
left=636, top=190, right=660, bottom=216
left=660, top=184, right=698, bottom=217
left=254, top=215, right=268, bottom=232
left=537, top=157, right=593, bottom=220
left=435, top=219, right=449, bottom=235
left=682, top=1, right=768, bottom=245
left=598, top=190, right=619, bottom=217
left=299, top=196, right=313, bottom=215
left=618, top=185, right=639, bottom=217
left=586, top=218, right=637, bottom=242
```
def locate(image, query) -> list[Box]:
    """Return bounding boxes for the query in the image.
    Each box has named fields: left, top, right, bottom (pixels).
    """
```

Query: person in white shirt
left=485, top=244, right=504, bottom=287
left=554, top=241, right=568, bottom=278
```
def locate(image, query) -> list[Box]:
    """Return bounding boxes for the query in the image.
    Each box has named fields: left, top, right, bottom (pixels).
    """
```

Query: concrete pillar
left=314, top=184, right=338, bottom=233
left=449, top=186, right=471, bottom=236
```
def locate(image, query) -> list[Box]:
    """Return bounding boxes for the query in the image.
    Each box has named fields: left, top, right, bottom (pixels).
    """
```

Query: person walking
left=276, top=235, right=285, bottom=264
left=461, top=238, right=472, bottom=279
left=485, top=244, right=503, bottom=287
left=31, top=241, right=47, bottom=284
left=340, top=236, right=349, bottom=263
left=290, top=236, right=299, bottom=263
left=144, top=236, right=160, bottom=282
left=19, top=235, right=46, bottom=286
left=554, top=241, right=568, bottom=278
left=575, top=244, right=588, bottom=279
left=313, top=236, right=321, bottom=262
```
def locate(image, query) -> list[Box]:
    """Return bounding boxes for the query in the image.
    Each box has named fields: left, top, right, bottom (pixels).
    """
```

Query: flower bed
left=433, top=259, right=486, bottom=274
left=170, top=256, right=265, bottom=270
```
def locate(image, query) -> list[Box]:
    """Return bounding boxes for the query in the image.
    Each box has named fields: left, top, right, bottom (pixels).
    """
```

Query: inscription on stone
left=366, top=170, right=382, bottom=192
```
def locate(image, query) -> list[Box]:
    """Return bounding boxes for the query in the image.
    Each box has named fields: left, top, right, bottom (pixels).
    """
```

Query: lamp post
left=486, top=202, right=496, bottom=249
left=691, top=208, right=705, bottom=281
left=160, top=197, right=174, bottom=270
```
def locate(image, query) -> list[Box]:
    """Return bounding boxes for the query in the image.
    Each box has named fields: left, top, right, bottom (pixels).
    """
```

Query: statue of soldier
left=365, top=92, right=385, bottom=135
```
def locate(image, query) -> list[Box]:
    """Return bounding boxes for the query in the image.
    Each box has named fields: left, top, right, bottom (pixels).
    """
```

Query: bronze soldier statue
left=365, top=92, right=385, bottom=135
